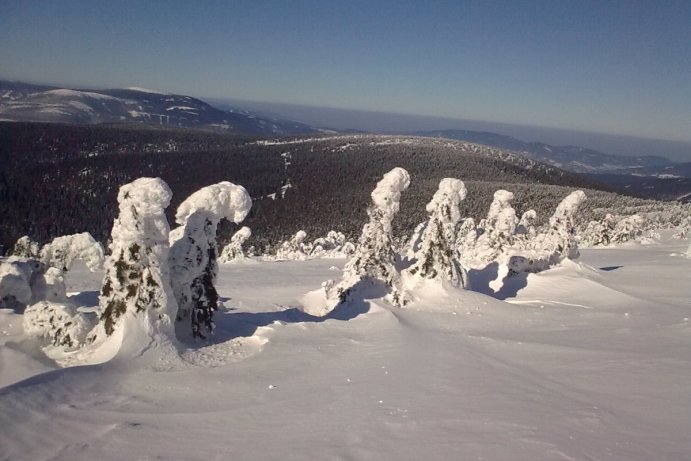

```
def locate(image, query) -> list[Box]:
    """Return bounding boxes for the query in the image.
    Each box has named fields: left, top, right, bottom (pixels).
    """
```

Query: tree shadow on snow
left=182, top=279, right=383, bottom=347
left=467, top=262, right=529, bottom=301
left=599, top=265, right=623, bottom=272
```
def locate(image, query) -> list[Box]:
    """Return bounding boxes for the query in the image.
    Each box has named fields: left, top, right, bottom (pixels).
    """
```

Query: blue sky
left=1, top=0, right=690, bottom=143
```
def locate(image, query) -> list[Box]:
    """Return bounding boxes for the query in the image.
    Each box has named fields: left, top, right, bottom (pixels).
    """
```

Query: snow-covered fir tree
left=170, top=182, right=251, bottom=339
left=515, top=210, right=537, bottom=239
left=580, top=214, right=616, bottom=247
left=39, top=232, right=104, bottom=272
left=86, top=177, right=178, bottom=348
left=309, top=231, right=356, bottom=258
left=404, top=178, right=468, bottom=288
left=11, top=236, right=39, bottom=258
left=511, top=190, right=587, bottom=273
left=455, top=217, right=477, bottom=254
left=23, top=301, right=89, bottom=350
left=611, top=214, right=644, bottom=243
left=463, top=190, right=518, bottom=267
left=274, top=230, right=309, bottom=260
left=317, top=167, right=411, bottom=315
left=219, top=227, right=252, bottom=262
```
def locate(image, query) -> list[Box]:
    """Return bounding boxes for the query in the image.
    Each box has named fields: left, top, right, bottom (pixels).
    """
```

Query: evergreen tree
left=405, top=178, right=468, bottom=288
left=319, top=167, right=411, bottom=314
left=219, top=227, right=252, bottom=262
left=87, top=177, right=177, bottom=348
left=169, top=181, right=251, bottom=339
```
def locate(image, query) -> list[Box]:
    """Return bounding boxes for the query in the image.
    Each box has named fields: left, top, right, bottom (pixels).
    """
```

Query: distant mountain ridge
left=415, top=129, right=676, bottom=174
left=0, top=80, right=322, bottom=135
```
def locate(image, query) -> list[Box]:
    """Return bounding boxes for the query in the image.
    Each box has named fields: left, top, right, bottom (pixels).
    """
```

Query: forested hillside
left=0, top=122, right=664, bottom=254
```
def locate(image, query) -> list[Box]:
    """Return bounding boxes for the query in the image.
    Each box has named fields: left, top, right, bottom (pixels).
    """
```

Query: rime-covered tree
left=580, top=214, right=616, bottom=247
left=611, top=214, right=644, bottom=243
left=515, top=210, right=537, bottom=239
left=274, top=230, right=309, bottom=260
left=316, top=167, right=411, bottom=315
left=12, top=236, right=39, bottom=258
left=464, top=190, right=518, bottom=267
left=86, top=177, right=177, bottom=351
left=309, top=231, right=355, bottom=258
left=405, top=178, right=468, bottom=288
left=219, top=227, right=252, bottom=262
left=39, top=232, right=105, bottom=272
left=170, top=182, right=251, bottom=339
left=509, top=190, right=587, bottom=274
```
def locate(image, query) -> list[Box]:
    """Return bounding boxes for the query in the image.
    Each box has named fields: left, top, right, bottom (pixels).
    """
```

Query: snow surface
left=1, top=234, right=690, bottom=460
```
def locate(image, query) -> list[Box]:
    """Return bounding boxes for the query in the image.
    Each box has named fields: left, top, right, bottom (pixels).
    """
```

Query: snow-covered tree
left=170, top=181, right=251, bottom=339
left=219, top=227, right=252, bottom=262
left=672, top=216, right=690, bottom=239
left=405, top=178, right=468, bottom=287
left=510, top=190, right=587, bottom=274
left=87, top=177, right=177, bottom=348
left=23, top=301, right=89, bottom=350
left=316, top=167, right=411, bottom=315
left=463, top=190, right=518, bottom=267
left=611, top=214, right=644, bottom=243
left=12, top=236, right=39, bottom=258
left=39, top=232, right=105, bottom=272
left=455, top=217, right=477, bottom=254
left=0, top=258, right=68, bottom=310
left=309, top=231, right=355, bottom=258
left=274, top=230, right=309, bottom=260
left=580, top=214, right=616, bottom=247
left=515, top=210, right=537, bottom=239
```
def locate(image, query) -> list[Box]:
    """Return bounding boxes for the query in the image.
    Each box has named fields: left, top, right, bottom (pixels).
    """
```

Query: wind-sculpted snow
left=1, top=237, right=691, bottom=460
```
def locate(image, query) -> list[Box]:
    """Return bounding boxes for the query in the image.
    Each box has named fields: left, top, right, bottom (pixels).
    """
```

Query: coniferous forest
left=0, top=122, right=671, bottom=254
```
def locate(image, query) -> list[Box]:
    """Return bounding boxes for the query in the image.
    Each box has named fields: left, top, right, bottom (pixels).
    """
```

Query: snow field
left=1, top=235, right=690, bottom=460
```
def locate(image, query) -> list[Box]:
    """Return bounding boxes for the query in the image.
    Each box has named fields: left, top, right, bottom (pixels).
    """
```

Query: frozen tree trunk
left=170, top=182, right=251, bottom=339
left=405, top=178, right=468, bottom=288
left=219, top=227, right=252, bottom=262
left=316, top=167, right=410, bottom=315
left=85, top=177, right=178, bottom=357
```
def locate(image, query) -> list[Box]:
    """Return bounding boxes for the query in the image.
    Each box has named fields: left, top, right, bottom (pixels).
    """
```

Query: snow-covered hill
left=1, top=234, right=690, bottom=460
left=417, top=129, right=676, bottom=174
left=0, top=80, right=320, bottom=135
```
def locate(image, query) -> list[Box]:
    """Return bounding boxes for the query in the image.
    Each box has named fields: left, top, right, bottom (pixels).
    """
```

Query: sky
left=1, top=0, right=690, bottom=146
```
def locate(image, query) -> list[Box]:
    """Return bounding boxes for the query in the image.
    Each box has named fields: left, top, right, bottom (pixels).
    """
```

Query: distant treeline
left=0, top=122, right=657, bottom=254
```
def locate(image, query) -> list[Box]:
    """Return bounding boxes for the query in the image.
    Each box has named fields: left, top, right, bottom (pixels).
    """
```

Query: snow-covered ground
left=1, top=235, right=690, bottom=460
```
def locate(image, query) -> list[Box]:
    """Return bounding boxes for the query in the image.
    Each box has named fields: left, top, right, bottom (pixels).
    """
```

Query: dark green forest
left=0, top=122, right=659, bottom=254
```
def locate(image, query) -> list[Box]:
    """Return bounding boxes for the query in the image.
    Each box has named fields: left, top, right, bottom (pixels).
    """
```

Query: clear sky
left=1, top=0, right=690, bottom=143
